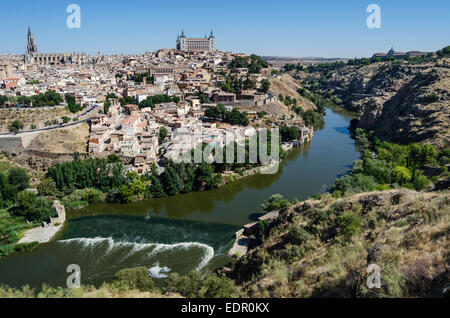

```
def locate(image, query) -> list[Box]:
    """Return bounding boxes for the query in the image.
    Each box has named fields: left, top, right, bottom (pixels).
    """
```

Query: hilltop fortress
left=176, top=30, right=215, bottom=52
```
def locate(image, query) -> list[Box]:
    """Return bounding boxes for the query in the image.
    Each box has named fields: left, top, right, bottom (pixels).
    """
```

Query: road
left=0, top=105, right=97, bottom=136
left=0, top=118, right=90, bottom=136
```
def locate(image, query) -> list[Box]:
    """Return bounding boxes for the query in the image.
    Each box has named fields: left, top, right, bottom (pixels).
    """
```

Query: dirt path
left=19, top=225, right=63, bottom=244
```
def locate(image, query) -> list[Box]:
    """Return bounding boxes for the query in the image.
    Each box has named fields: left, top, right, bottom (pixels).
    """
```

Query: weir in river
left=0, top=107, right=359, bottom=289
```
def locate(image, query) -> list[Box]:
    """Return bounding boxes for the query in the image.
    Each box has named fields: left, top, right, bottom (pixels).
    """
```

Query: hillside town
left=0, top=0, right=449, bottom=303
left=0, top=28, right=314, bottom=174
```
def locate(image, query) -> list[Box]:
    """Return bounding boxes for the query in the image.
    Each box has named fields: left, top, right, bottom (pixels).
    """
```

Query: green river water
left=0, top=107, right=359, bottom=289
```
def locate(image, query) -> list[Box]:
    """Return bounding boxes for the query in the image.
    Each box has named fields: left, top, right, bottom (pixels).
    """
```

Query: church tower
left=27, top=26, right=38, bottom=54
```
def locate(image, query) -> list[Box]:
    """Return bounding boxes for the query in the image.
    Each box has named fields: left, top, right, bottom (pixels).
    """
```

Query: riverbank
left=225, top=189, right=450, bottom=298
left=18, top=225, right=63, bottom=244
left=0, top=107, right=360, bottom=289
left=226, top=116, right=449, bottom=259
left=62, top=142, right=302, bottom=213
left=18, top=200, right=66, bottom=244
left=228, top=210, right=279, bottom=258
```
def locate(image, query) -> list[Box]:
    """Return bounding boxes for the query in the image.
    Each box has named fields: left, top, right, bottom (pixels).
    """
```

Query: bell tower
left=27, top=26, right=38, bottom=54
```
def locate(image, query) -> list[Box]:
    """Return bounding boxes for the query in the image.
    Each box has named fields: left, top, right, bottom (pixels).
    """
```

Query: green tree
left=14, top=191, right=55, bottom=222
left=0, top=173, right=17, bottom=207
left=37, top=178, right=58, bottom=197
left=287, top=225, right=310, bottom=245
left=113, top=267, right=155, bottom=291
left=261, top=194, right=291, bottom=212
left=8, top=168, right=30, bottom=191
left=337, top=211, right=362, bottom=239
left=280, top=125, right=299, bottom=141
left=9, top=120, right=24, bottom=133
left=0, top=95, right=8, bottom=106
left=195, top=163, right=219, bottom=191
left=103, top=101, right=111, bottom=114
left=16, top=191, right=37, bottom=212
left=159, top=126, right=168, bottom=142
left=408, top=143, right=437, bottom=182
left=261, top=79, right=271, bottom=93
left=119, top=177, right=146, bottom=203
left=392, top=166, right=412, bottom=185
left=164, top=271, right=238, bottom=298
left=413, top=172, right=429, bottom=191
left=161, top=163, right=182, bottom=196
left=149, top=174, right=165, bottom=198
left=65, top=94, right=83, bottom=113
left=107, top=154, right=121, bottom=163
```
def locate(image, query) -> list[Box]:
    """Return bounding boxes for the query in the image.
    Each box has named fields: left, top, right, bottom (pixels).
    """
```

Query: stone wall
left=25, top=149, right=89, bottom=160
left=45, top=200, right=66, bottom=227
left=0, top=136, right=25, bottom=153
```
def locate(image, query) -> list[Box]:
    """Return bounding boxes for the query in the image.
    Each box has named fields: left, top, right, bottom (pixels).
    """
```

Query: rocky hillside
left=270, top=74, right=317, bottom=111
left=0, top=106, right=74, bottom=133
left=299, top=56, right=450, bottom=148
left=226, top=190, right=449, bottom=298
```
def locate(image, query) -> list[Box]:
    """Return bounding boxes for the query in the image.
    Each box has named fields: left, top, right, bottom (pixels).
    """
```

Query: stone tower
left=27, top=26, right=38, bottom=54
left=209, top=30, right=215, bottom=51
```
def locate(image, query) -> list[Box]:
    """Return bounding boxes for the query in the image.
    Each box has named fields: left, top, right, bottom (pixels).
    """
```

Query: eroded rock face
left=315, top=60, right=450, bottom=148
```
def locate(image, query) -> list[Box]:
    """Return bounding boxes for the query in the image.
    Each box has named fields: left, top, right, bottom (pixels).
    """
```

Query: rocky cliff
left=302, top=58, right=450, bottom=148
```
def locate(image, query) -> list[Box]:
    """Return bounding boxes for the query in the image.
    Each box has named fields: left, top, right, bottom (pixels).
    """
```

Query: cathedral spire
left=27, top=25, right=38, bottom=55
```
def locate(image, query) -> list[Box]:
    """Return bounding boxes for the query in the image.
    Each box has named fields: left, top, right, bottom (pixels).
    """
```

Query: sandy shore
left=18, top=225, right=63, bottom=244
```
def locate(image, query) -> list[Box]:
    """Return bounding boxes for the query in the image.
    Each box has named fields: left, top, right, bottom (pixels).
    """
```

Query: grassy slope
left=269, top=74, right=317, bottom=111
left=230, top=189, right=449, bottom=298
left=0, top=107, right=74, bottom=132
left=0, top=284, right=181, bottom=298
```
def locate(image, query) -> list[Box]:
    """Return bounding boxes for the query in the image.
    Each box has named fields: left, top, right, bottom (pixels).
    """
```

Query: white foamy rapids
left=148, top=262, right=171, bottom=278
left=58, top=238, right=215, bottom=271
left=59, top=237, right=150, bottom=253
left=147, top=242, right=215, bottom=270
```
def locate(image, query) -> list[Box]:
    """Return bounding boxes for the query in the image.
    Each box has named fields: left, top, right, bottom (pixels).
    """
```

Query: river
left=0, top=106, right=359, bottom=289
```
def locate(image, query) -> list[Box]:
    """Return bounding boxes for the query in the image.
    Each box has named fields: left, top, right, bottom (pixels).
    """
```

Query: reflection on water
left=70, top=107, right=358, bottom=226
left=0, top=215, right=240, bottom=289
left=69, top=144, right=309, bottom=223
left=0, top=107, right=360, bottom=289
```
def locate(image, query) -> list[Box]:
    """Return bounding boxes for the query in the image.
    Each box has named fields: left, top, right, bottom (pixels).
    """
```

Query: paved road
left=0, top=118, right=90, bottom=136
left=0, top=105, right=97, bottom=136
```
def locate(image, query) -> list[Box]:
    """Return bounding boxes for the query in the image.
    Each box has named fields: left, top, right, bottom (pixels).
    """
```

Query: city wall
left=0, top=136, right=25, bottom=153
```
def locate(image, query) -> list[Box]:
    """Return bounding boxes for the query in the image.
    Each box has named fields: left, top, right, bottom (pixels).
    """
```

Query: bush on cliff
left=14, top=191, right=56, bottom=223
left=337, top=211, right=362, bottom=239
left=113, top=267, right=155, bottom=292
left=63, top=188, right=106, bottom=205
left=261, top=194, right=291, bottom=212
left=164, top=271, right=239, bottom=298
left=287, top=225, right=311, bottom=245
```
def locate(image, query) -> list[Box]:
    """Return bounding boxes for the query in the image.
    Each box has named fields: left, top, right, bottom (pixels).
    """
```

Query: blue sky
left=0, top=0, right=449, bottom=57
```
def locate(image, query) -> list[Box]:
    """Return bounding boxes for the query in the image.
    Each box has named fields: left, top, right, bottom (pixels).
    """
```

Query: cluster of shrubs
left=0, top=267, right=239, bottom=298
left=0, top=167, right=56, bottom=258
left=111, top=267, right=238, bottom=298
left=331, top=128, right=448, bottom=197
left=138, top=94, right=180, bottom=110
left=229, top=54, right=268, bottom=74
left=204, top=104, right=249, bottom=126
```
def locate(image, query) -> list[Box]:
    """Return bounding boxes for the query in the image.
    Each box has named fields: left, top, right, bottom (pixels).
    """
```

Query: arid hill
left=270, top=74, right=317, bottom=111
left=297, top=58, right=450, bottom=148
left=227, top=189, right=450, bottom=298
